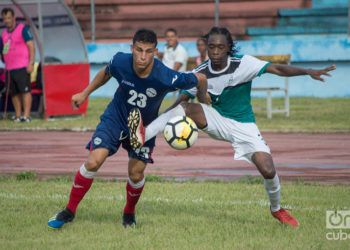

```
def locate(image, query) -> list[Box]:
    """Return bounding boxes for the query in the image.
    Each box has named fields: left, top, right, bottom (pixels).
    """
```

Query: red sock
left=66, top=170, right=94, bottom=214
left=123, top=181, right=144, bottom=214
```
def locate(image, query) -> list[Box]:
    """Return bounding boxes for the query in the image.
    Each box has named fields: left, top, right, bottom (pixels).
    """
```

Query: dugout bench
left=253, top=54, right=291, bottom=119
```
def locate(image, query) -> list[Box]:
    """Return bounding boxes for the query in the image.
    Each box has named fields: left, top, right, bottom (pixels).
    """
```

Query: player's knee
left=180, top=102, right=189, bottom=111
left=263, top=167, right=276, bottom=179
left=129, top=172, right=144, bottom=183
left=85, top=158, right=103, bottom=172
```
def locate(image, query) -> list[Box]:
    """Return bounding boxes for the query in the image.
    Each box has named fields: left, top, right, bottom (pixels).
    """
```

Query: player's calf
left=128, top=108, right=145, bottom=149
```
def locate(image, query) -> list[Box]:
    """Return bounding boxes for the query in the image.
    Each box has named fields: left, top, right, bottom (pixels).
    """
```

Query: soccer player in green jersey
left=128, top=27, right=336, bottom=228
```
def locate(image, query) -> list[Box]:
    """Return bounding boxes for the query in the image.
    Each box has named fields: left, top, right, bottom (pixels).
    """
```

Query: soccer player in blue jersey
left=47, top=29, right=208, bottom=229
left=129, top=27, right=336, bottom=228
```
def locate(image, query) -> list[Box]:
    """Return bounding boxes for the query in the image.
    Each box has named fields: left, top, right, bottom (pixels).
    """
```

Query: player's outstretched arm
left=72, top=66, right=111, bottom=109
left=266, top=64, right=336, bottom=82
left=194, top=73, right=210, bottom=104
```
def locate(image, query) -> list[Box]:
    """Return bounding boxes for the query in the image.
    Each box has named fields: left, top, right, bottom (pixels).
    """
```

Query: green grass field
left=0, top=97, right=349, bottom=132
left=0, top=177, right=349, bottom=249
left=1, top=97, right=349, bottom=249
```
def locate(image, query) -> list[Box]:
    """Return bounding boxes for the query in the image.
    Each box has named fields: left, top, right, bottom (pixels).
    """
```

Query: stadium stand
left=247, top=1, right=348, bottom=37
left=80, top=0, right=350, bottom=100
left=64, top=0, right=310, bottom=40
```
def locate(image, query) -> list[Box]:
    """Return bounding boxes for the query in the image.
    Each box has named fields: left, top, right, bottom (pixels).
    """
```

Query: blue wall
left=87, top=34, right=350, bottom=98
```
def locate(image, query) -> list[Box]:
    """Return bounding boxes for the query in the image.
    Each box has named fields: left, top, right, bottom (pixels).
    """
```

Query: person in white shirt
left=161, top=28, right=188, bottom=72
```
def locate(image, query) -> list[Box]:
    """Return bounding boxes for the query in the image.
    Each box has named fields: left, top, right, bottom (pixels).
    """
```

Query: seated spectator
left=159, top=28, right=188, bottom=72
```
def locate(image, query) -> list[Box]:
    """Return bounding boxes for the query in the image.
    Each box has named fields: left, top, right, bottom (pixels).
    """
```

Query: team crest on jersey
left=94, top=137, right=102, bottom=145
left=146, top=88, right=157, bottom=97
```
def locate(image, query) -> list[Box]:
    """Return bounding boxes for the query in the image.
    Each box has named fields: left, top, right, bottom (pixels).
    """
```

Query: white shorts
left=200, top=104, right=270, bottom=163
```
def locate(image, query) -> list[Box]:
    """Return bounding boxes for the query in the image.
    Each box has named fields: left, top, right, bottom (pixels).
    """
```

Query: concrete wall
left=88, top=33, right=350, bottom=98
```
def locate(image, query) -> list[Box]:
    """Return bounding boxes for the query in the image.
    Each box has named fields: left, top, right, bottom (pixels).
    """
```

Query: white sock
left=264, top=174, right=281, bottom=212
left=128, top=177, right=145, bottom=189
left=145, top=105, right=185, bottom=141
left=79, top=164, right=96, bottom=179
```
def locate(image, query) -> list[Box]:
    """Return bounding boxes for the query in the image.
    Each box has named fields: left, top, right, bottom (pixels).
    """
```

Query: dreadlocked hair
left=205, top=27, right=238, bottom=56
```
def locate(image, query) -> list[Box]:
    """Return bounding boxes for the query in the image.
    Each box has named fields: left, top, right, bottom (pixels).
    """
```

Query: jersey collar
left=208, top=57, right=230, bottom=74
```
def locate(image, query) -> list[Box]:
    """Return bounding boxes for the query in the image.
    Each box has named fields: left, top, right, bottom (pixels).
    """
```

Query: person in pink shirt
left=1, top=7, right=35, bottom=122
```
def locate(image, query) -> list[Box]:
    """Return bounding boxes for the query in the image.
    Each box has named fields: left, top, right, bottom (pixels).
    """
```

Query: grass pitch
left=0, top=97, right=349, bottom=132
left=0, top=177, right=349, bottom=249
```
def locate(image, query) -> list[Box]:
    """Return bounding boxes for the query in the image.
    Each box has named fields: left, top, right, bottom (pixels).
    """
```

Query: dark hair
left=133, top=29, right=158, bottom=47
left=205, top=27, right=238, bottom=56
left=197, top=36, right=207, bottom=44
left=1, top=7, right=15, bottom=16
left=165, top=28, right=177, bottom=36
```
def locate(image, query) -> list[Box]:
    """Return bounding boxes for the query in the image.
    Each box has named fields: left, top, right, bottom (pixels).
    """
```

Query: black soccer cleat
left=48, top=208, right=75, bottom=229
left=122, top=213, right=136, bottom=228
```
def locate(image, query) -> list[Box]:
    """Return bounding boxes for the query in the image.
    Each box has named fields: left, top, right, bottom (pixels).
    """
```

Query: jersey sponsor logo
left=146, top=88, right=157, bottom=98
left=94, top=137, right=102, bottom=145
left=121, top=79, right=135, bottom=87
left=171, top=75, right=178, bottom=84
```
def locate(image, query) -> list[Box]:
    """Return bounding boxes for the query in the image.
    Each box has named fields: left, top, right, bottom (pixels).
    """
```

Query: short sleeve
left=171, top=71, right=198, bottom=90
left=240, top=55, right=270, bottom=79
left=105, top=52, right=120, bottom=77
left=237, top=55, right=270, bottom=82
left=174, top=46, right=188, bottom=64
left=22, top=26, right=33, bottom=42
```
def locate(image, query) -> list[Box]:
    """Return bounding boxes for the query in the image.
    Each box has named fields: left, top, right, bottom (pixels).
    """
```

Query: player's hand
left=26, top=64, right=34, bottom=74
left=197, top=92, right=211, bottom=105
left=204, top=92, right=212, bottom=104
left=308, top=64, right=336, bottom=82
left=71, top=92, right=87, bottom=109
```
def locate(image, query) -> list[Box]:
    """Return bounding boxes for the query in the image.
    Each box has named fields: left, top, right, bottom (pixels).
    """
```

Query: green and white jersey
left=184, top=55, right=270, bottom=123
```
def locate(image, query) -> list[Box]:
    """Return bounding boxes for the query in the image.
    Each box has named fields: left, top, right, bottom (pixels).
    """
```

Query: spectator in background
left=160, top=28, right=188, bottom=72
left=195, top=36, right=208, bottom=66
left=0, top=7, right=35, bottom=122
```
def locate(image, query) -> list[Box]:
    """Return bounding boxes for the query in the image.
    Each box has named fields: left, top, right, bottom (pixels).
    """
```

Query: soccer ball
left=163, top=116, right=198, bottom=150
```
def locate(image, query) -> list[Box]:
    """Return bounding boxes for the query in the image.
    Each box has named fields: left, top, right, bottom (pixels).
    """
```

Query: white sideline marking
left=0, top=192, right=321, bottom=211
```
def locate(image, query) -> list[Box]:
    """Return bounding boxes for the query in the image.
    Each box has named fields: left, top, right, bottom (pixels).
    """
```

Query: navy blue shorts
left=86, top=116, right=155, bottom=164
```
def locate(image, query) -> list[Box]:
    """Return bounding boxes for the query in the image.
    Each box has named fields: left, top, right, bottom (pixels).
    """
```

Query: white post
left=214, top=0, right=220, bottom=26
left=267, top=90, right=272, bottom=119
left=90, top=0, right=95, bottom=42
left=37, top=0, right=44, bottom=56
left=285, top=77, right=290, bottom=117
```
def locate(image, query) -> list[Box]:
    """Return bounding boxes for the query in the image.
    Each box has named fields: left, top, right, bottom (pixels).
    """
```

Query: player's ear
left=130, top=44, right=134, bottom=53
left=154, top=48, right=158, bottom=55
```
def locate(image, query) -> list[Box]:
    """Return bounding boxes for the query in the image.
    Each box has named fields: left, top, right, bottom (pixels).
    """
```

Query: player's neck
left=133, top=60, right=154, bottom=78
left=7, top=22, right=16, bottom=32
left=211, top=60, right=227, bottom=71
